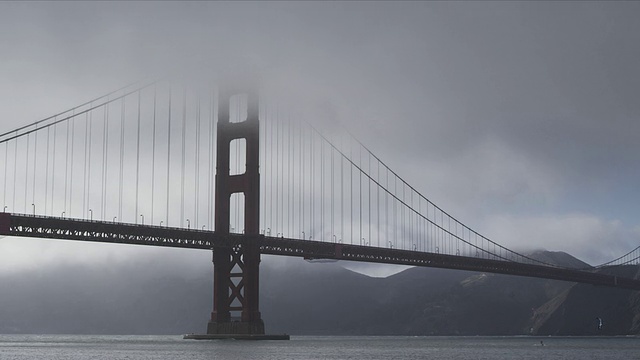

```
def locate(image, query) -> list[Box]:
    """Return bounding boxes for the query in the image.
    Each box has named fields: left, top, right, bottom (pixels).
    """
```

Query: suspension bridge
left=1, top=81, right=639, bottom=338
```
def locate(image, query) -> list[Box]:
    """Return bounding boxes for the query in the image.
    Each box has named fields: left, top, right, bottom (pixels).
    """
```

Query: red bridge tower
left=207, top=89, right=264, bottom=335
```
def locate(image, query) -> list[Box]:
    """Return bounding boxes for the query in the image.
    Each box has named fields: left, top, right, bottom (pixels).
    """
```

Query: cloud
left=1, top=2, right=640, bottom=269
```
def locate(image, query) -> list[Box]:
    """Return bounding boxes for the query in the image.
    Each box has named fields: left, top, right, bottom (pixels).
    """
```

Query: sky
left=1, top=2, right=640, bottom=273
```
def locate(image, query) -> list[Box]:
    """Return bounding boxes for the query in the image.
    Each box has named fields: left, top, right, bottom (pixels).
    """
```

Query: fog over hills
left=1, top=251, right=638, bottom=335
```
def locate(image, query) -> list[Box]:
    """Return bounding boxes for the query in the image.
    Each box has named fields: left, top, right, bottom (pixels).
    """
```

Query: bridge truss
left=2, top=213, right=640, bottom=291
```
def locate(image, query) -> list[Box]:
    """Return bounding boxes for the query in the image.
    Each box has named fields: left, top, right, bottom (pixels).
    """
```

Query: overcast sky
left=1, top=2, right=640, bottom=272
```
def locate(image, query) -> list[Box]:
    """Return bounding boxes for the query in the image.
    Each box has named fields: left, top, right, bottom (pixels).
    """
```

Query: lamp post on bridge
left=186, top=219, right=190, bottom=229
left=89, top=209, right=93, bottom=221
left=140, top=214, right=144, bottom=225
left=31, top=204, right=35, bottom=215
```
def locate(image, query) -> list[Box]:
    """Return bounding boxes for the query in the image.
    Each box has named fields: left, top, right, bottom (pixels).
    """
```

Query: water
left=0, top=335, right=639, bottom=360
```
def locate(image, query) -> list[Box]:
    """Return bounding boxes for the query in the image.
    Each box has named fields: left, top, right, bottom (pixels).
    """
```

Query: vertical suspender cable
left=359, top=144, right=362, bottom=244
left=213, top=91, right=218, bottom=229
left=279, top=108, right=284, bottom=235
left=277, top=106, right=281, bottom=235
left=195, top=97, right=201, bottom=228
left=308, top=125, right=311, bottom=238
left=300, top=119, right=304, bottom=235
left=151, top=86, right=157, bottom=224
left=287, top=111, right=291, bottom=235
left=24, top=134, right=30, bottom=212
left=275, top=105, right=279, bottom=235
left=166, top=88, right=172, bottom=226
left=350, top=139, right=353, bottom=244
left=262, top=99, right=267, bottom=233
left=82, top=112, right=88, bottom=217
left=448, top=216, right=451, bottom=254
left=208, top=88, right=213, bottom=229
left=52, top=124, right=57, bottom=214
left=180, top=89, right=186, bottom=228
left=266, top=103, right=271, bottom=231
left=288, top=118, right=292, bottom=234
left=331, top=135, right=334, bottom=241
left=4, top=141, right=9, bottom=210
left=393, top=176, right=397, bottom=248
left=102, top=105, right=109, bottom=219
left=44, top=128, right=50, bottom=214
left=64, top=118, right=70, bottom=214
left=288, top=113, right=292, bottom=236
left=135, top=90, right=141, bottom=223
left=301, top=119, right=305, bottom=236
left=377, top=159, right=380, bottom=247
left=340, top=137, right=344, bottom=241
left=410, top=190, right=413, bottom=251
left=69, top=117, right=76, bottom=215
left=321, top=136, right=324, bottom=239
left=402, top=183, right=405, bottom=250
left=287, top=111, right=294, bottom=237
left=118, top=99, right=125, bottom=221
left=417, top=196, right=420, bottom=251
left=87, top=112, right=93, bottom=219
left=310, top=126, right=314, bottom=237
left=385, top=167, right=388, bottom=247
left=438, top=210, right=446, bottom=252
left=33, top=128, right=38, bottom=211
left=270, top=105, right=275, bottom=232
left=212, top=88, right=217, bottom=229
left=13, top=137, right=18, bottom=211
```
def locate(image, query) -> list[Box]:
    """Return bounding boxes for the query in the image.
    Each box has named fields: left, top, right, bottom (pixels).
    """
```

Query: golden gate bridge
left=1, top=81, right=639, bottom=338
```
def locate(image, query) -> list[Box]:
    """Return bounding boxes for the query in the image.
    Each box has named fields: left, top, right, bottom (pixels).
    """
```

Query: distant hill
left=0, top=251, right=638, bottom=335
left=264, top=250, right=623, bottom=335
left=530, top=265, right=640, bottom=335
left=527, top=250, right=591, bottom=269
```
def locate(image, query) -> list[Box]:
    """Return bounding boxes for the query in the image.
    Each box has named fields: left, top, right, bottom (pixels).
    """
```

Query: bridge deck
left=2, top=213, right=639, bottom=291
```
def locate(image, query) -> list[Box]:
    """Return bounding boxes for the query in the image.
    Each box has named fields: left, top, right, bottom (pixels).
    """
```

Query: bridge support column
left=207, top=89, right=265, bottom=335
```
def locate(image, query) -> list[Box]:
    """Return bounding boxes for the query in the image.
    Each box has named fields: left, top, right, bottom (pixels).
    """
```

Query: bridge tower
left=207, top=89, right=264, bottom=335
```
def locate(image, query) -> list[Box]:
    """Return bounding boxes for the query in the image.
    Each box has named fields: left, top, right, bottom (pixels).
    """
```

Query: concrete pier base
left=183, top=333, right=290, bottom=340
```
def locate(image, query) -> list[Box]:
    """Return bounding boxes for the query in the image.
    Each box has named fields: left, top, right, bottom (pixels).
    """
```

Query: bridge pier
left=207, top=244, right=265, bottom=335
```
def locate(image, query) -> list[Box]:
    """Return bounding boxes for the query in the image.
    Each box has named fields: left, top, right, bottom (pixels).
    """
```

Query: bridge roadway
left=2, top=213, right=639, bottom=291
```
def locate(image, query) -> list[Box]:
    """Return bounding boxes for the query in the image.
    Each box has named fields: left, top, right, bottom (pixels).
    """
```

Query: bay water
left=0, top=334, right=639, bottom=359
